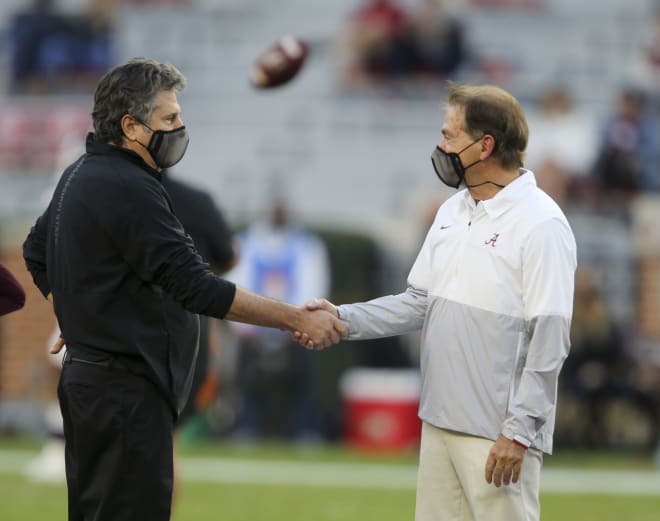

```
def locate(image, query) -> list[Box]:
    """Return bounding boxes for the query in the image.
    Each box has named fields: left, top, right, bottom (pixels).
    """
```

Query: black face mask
left=138, top=123, right=189, bottom=169
left=430, top=140, right=482, bottom=188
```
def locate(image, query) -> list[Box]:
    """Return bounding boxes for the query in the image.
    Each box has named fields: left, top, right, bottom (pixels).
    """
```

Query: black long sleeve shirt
left=23, top=134, right=236, bottom=415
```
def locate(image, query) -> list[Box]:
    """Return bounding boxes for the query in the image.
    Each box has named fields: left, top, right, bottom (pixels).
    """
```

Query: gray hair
left=91, top=58, right=187, bottom=144
left=446, top=82, right=528, bottom=170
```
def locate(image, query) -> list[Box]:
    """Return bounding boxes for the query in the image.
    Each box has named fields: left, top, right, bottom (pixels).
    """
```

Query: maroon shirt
left=0, top=262, right=25, bottom=316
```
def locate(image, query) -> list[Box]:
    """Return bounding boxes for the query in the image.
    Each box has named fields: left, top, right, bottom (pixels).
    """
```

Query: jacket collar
left=461, top=169, right=536, bottom=219
left=85, top=132, right=162, bottom=181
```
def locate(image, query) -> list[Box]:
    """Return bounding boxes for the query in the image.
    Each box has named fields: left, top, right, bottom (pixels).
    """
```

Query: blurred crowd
left=338, top=0, right=467, bottom=89
left=1, top=0, right=660, bottom=463
left=8, top=0, right=115, bottom=94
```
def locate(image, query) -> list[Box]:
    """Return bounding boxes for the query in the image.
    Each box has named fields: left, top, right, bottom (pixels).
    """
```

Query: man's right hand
left=294, top=298, right=342, bottom=348
left=224, top=287, right=346, bottom=350
left=306, top=298, right=339, bottom=317
left=296, top=307, right=346, bottom=350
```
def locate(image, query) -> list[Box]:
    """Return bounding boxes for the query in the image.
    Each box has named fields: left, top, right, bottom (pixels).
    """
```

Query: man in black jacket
left=23, top=58, right=344, bottom=521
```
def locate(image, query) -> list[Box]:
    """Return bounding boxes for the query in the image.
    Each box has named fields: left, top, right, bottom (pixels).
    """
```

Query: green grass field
left=1, top=437, right=659, bottom=521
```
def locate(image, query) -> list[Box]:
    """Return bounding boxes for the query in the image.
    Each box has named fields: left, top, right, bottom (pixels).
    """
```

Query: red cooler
left=340, top=368, right=422, bottom=452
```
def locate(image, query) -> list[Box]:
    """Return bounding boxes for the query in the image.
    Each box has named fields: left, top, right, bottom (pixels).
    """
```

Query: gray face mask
left=139, top=123, right=190, bottom=169
left=430, top=140, right=481, bottom=188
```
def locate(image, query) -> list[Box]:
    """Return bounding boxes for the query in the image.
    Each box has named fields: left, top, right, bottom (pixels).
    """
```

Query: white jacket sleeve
left=337, top=286, right=427, bottom=340
left=501, top=218, right=576, bottom=448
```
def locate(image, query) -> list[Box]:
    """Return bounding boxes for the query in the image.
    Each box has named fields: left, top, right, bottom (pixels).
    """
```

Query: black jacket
left=23, top=133, right=236, bottom=415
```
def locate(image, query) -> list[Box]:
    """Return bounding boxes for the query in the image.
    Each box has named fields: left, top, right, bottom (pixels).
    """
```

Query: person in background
left=23, top=58, right=344, bottom=521
left=591, top=87, right=660, bottom=200
left=406, top=0, right=465, bottom=78
left=9, top=0, right=115, bottom=94
left=339, top=0, right=413, bottom=87
left=0, top=262, right=26, bottom=316
left=558, top=265, right=633, bottom=448
left=161, top=170, right=238, bottom=500
left=302, top=82, right=577, bottom=521
left=23, top=325, right=67, bottom=482
left=524, top=86, right=599, bottom=206
left=227, top=200, right=331, bottom=442
left=161, top=169, right=238, bottom=427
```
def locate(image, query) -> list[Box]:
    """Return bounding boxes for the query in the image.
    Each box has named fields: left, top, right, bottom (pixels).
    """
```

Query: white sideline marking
left=180, top=457, right=660, bottom=496
left=1, top=450, right=659, bottom=495
left=181, top=457, right=417, bottom=490
left=541, top=468, right=660, bottom=496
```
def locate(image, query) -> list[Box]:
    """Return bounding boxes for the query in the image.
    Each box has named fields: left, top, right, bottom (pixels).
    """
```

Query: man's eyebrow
left=162, top=110, right=180, bottom=119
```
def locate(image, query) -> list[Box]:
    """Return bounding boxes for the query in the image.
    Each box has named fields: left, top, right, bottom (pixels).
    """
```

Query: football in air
left=249, top=35, right=308, bottom=89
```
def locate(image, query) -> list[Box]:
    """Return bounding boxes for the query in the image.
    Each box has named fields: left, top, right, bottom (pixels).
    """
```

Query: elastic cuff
left=336, top=306, right=351, bottom=335
left=512, top=434, right=531, bottom=449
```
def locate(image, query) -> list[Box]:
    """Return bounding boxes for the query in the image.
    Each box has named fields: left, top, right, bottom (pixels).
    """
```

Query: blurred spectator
left=405, top=0, right=466, bottom=79
left=227, top=200, right=331, bottom=441
left=339, top=0, right=466, bottom=89
left=339, top=0, right=414, bottom=87
left=161, top=170, right=238, bottom=502
left=24, top=326, right=66, bottom=482
left=590, top=87, right=660, bottom=200
left=634, top=7, right=660, bottom=98
left=525, top=86, right=599, bottom=206
left=633, top=359, right=660, bottom=461
left=161, top=170, right=239, bottom=428
left=9, top=0, right=115, bottom=93
left=558, top=265, right=656, bottom=450
left=560, top=265, right=627, bottom=447
left=469, top=0, right=541, bottom=7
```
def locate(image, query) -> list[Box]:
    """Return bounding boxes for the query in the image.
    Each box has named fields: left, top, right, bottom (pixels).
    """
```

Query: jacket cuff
left=501, top=417, right=535, bottom=448
left=512, top=434, right=531, bottom=449
left=335, top=305, right=354, bottom=338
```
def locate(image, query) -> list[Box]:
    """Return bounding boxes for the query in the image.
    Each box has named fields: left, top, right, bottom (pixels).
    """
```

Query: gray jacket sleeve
left=501, top=314, right=571, bottom=447
left=501, top=218, right=576, bottom=448
left=337, top=286, right=427, bottom=340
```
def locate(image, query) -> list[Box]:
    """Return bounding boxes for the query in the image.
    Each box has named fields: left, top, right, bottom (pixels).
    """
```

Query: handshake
left=293, top=298, right=346, bottom=350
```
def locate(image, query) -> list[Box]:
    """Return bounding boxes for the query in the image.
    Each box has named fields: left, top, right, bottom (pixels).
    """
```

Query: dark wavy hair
left=91, top=58, right=187, bottom=144
left=446, top=82, right=528, bottom=170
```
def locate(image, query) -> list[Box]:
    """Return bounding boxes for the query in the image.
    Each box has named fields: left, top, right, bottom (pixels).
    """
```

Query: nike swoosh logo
left=440, top=225, right=451, bottom=230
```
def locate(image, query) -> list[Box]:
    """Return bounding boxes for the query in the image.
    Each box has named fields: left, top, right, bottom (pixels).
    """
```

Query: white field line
left=181, top=457, right=417, bottom=490
left=180, top=457, right=660, bottom=496
left=1, top=449, right=659, bottom=495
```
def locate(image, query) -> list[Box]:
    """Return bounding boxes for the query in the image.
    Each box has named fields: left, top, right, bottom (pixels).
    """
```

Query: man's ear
left=481, top=134, right=495, bottom=158
left=121, top=114, right=139, bottom=142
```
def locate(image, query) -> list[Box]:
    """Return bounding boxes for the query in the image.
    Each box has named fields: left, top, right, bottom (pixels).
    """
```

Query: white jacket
left=338, top=170, right=577, bottom=454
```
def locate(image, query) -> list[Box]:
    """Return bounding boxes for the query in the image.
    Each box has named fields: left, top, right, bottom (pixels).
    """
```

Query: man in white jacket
left=303, top=82, right=577, bottom=521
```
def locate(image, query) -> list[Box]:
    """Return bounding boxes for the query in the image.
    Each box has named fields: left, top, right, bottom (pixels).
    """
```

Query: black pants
left=58, top=353, right=174, bottom=521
